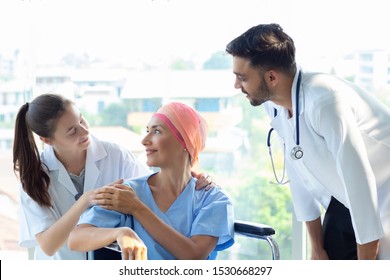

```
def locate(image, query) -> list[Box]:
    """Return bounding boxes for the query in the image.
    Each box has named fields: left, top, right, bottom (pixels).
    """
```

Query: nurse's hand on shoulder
left=80, top=179, right=124, bottom=208
left=89, top=179, right=125, bottom=207
left=91, top=182, right=143, bottom=214
left=117, top=227, right=147, bottom=260
left=192, top=171, right=215, bottom=190
left=91, top=173, right=216, bottom=213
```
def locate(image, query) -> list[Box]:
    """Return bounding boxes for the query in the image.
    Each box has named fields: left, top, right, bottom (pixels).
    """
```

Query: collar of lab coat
left=291, top=66, right=305, bottom=118
left=41, top=135, right=107, bottom=195
left=270, top=67, right=304, bottom=133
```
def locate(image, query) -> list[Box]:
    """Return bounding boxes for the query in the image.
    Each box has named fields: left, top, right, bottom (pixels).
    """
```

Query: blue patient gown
left=78, top=173, right=234, bottom=259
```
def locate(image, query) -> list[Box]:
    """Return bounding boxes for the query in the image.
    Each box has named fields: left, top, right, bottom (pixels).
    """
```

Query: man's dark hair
left=226, top=23, right=296, bottom=75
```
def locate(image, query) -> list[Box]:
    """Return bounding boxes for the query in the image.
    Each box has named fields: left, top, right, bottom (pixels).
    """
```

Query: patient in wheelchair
left=68, top=102, right=234, bottom=260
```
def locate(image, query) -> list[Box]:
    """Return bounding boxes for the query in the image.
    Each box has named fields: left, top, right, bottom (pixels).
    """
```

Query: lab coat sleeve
left=18, top=184, right=57, bottom=247
left=312, top=97, right=384, bottom=244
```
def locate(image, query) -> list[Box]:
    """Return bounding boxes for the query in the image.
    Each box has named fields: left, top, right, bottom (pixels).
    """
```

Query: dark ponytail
left=13, top=94, right=72, bottom=207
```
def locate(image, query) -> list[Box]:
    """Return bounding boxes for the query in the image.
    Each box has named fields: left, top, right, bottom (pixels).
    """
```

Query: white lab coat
left=18, top=135, right=150, bottom=259
left=265, top=69, right=390, bottom=259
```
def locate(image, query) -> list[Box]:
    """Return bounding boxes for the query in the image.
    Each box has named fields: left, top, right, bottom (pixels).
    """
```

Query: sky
left=1, top=0, right=390, bottom=66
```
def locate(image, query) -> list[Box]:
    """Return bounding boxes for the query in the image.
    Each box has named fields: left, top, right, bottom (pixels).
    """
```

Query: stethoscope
left=267, top=70, right=303, bottom=184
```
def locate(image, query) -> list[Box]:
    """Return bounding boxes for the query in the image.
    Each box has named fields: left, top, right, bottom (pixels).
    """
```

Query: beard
left=245, top=77, right=272, bottom=107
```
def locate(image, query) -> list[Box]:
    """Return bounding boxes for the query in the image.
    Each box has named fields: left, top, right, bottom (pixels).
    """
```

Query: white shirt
left=18, top=135, right=150, bottom=259
left=265, top=69, right=390, bottom=251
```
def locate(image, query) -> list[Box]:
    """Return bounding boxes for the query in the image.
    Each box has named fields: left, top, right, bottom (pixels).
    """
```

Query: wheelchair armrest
left=89, top=244, right=121, bottom=260
left=103, top=222, right=276, bottom=249
left=234, top=220, right=280, bottom=260
left=234, top=220, right=275, bottom=238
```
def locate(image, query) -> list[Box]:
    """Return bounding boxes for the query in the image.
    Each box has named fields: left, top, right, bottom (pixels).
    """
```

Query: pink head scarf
left=153, top=102, right=207, bottom=166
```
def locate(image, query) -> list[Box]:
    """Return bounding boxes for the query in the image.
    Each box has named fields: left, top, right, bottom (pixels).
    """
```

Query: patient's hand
left=91, top=183, right=142, bottom=214
left=117, top=228, right=147, bottom=260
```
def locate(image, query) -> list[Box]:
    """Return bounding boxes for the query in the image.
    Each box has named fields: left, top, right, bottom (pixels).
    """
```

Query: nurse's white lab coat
left=18, top=135, right=150, bottom=259
left=265, top=69, right=390, bottom=259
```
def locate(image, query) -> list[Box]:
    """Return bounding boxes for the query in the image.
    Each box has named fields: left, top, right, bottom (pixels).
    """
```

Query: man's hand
left=310, top=247, right=329, bottom=260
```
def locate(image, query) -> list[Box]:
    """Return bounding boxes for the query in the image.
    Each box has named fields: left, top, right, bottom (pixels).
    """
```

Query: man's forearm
left=357, top=240, right=379, bottom=260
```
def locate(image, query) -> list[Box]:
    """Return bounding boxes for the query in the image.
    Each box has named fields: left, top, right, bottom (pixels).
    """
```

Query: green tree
left=99, top=102, right=131, bottom=127
left=170, top=58, right=195, bottom=70
left=203, top=51, right=232, bottom=70
left=233, top=162, right=292, bottom=259
left=218, top=96, right=293, bottom=260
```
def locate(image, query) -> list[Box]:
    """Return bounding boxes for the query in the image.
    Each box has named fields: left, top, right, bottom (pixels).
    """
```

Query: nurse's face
left=42, top=104, right=90, bottom=154
left=142, top=117, right=186, bottom=168
left=232, top=56, right=271, bottom=106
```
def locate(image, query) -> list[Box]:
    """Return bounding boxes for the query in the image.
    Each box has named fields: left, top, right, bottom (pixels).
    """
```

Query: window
left=195, top=98, right=220, bottom=112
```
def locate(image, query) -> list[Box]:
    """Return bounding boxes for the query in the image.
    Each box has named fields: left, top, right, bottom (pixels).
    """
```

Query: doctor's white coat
left=265, top=69, right=390, bottom=259
left=18, top=135, right=150, bottom=259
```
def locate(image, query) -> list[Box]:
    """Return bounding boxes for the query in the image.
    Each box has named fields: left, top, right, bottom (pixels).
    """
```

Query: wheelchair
left=88, top=220, right=280, bottom=260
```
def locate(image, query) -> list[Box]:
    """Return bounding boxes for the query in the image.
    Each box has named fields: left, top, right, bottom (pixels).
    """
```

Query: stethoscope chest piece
left=290, top=145, right=303, bottom=160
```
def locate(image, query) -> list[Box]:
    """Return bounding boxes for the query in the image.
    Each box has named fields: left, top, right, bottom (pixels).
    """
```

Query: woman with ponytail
left=13, top=93, right=151, bottom=259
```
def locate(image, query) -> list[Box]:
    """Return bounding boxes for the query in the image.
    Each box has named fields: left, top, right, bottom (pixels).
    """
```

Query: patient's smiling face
left=142, top=117, right=184, bottom=168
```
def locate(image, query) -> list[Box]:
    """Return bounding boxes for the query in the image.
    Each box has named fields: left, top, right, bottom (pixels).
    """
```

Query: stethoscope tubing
left=267, top=70, right=303, bottom=159
left=295, top=71, right=302, bottom=146
left=267, top=70, right=303, bottom=184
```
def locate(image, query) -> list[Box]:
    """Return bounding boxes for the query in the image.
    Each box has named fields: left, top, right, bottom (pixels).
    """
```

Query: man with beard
left=225, top=23, right=390, bottom=260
